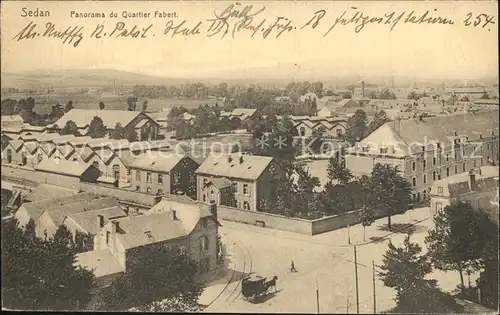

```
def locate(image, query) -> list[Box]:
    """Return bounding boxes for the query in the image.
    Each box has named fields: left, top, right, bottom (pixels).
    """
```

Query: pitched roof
left=24, top=184, right=79, bottom=202
left=196, top=153, right=274, bottom=180
left=129, top=152, right=187, bottom=172
left=231, top=108, right=257, bottom=120
left=64, top=206, right=126, bottom=235
left=24, top=142, right=38, bottom=154
left=68, top=136, right=93, bottom=146
left=1, top=115, right=23, bottom=123
left=40, top=142, right=56, bottom=155
left=46, top=196, right=120, bottom=226
left=473, top=99, right=499, bottom=105
left=114, top=212, right=189, bottom=249
left=207, top=177, right=232, bottom=189
left=53, top=109, right=144, bottom=129
left=34, top=159, right=92, bottom=177
left=75, top=249, right=125, bottom=278
left=147, top=198, right=219, bottom=233
left=7, top=139, right=24, bottom=151
left=56, top=144, right=75, bottom=158
left=19, top=192, right=101, bottom=221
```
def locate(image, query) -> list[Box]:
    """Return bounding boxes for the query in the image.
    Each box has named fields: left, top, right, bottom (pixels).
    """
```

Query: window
left=136, top=170, right=141, bottom=181
left=173, top=173, right=180, bottom=185
left=146, top=187, right=151, bottom=194
left=243, top=184, right=249, bottom=195
left=473, top=159, right=477, bottom=167
left=446, top=154, right=450, bottom=162
left=146, top=172, right=152, bottom=183
left=106, top=231, right=110, bottom=245
left=487, top=143, right=490, bottom=150
left=432, top=157, right=436, bottom=166
left=157, top=189, right=163, bottom=195
left=177, top=246, right=186, bottom=255
left=92, top=161, right=99, bottom=169
left=336, top=128, right=343, bottom=137
left=446, top=167, right=450, bottom=177
left=362, top=146, right=370, bottom=153
left=136, top=186, right=140, bottom=191
left=455, top=152, right=458, bottom=160
left=380, top=147, right=388, bottom=154
left=232, top=182, right=238, bottom=193
left=243, top=201, right=250, bottom=210
left=423, top=174, right=427, bottom=184
left=6, top=149, right=12, bottom=163
left=299, top=126, right=306, bottom=137
left=432, top=171, right=436, bottom=181
left=38, top=154, right=43, bottom=162
left=200, top=236, right=209, bottom=251
left=412, top=161, right=416, bottom=171
left=437, top=186, right=443, bottom=194
left=203, top=194, right=206, bottom=202
left=454, top=165, right=458, bottom=174
left=200, top=258, right=210, bottom=273
left=112, top=164, right=120, bottom=180
left=462, top=162, right=466, bottom=172
left=72, top=157, right=78, bottom=162
left=423, top=160, right=426, bottom=170
left=201, top=218, right=208, bottom=229
left=158, top=173, right=163, bottom=184
left=412, top=177, right=416, bottom=187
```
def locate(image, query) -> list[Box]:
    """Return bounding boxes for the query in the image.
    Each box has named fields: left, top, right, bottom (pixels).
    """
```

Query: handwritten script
left=12, top=4, right=496, bottom=47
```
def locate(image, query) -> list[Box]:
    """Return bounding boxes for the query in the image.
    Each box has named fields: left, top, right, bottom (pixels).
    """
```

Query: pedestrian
left=290, top=260, right=297, bottom=272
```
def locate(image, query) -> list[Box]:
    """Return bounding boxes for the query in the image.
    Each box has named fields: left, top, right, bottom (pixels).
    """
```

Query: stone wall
left=218, top=205, right=388, bottom=235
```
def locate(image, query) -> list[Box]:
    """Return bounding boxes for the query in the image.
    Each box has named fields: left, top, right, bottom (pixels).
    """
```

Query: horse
left=264, top=275, right=278, bottom=293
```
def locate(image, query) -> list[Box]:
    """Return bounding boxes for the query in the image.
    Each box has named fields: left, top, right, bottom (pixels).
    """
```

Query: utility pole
left=372, top=260, right=376, bottom=314
left=316, top=276, right=320, bottom=314
left=354, top=246, right=360, bottom=314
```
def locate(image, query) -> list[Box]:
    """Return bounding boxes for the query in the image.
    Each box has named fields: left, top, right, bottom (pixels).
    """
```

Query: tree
left=50, top=103, right=64, bottom=120
left=60, top=120, right=80, bottom=136
left=99, top=247, right=203, bottom=311
left=293, top=164, right=321, bottom=217
left=142, top=100, right=148, bottom=112
left=110, top=123, right=125, bottom=139
left=1, top=99, right=17, bottom=116
left=379, top=235, right=433, bottom=308
left=88, top=116, right=107, bottom=138
left=65, top=100, right=74, bottom=113
left=344, top=109, right=367, bottom=144
left=425, top=203, right=494, bottom=295
left=98, top=101, right=105, bottom=110
left=2, top=219, right=96, bottom=310
left=124, top=125, right=138, bottom=142
left=357, top=175, right=376, bottom=241
left=407, top=92, right=418, bottom=100
left=370, top=163, right=412, bottom=231
left=480, top=92, right=489, bottom=99
left=127, top=97, right=138, bottom=111
left=367, top=110, right=391, bottom=135
left=326, top=157, right=353, bottom=185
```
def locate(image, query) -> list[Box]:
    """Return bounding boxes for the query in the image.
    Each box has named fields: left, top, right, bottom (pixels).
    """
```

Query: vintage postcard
left=1, top=0, right=499, bottom=313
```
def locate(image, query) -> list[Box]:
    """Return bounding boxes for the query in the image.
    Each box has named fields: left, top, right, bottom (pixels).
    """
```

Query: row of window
left=135, top=171, right=181, bottom=185
left=411, top=160, right=480, bottom=187
left=411, top=154, right=488, bottom=172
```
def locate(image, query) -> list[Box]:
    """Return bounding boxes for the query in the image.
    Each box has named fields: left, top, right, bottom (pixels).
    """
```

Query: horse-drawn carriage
left=241, top=275, right=278, bottom=302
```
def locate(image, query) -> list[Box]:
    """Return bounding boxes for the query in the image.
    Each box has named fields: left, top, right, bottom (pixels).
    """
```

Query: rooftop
left=53, top=109, right=146, bottom=129
left=129, top=151, right=188, bottom=172
left=24, top=184, right=79, bottom=202
left=196, top=153, right=274, bottom=180
left=75, top=249, right=125, bottom=278
left=34, top=159, right=93, bottom=177
left=64, top=206, right=126, bottom=235
left=46, top=196, right=120, bottom=226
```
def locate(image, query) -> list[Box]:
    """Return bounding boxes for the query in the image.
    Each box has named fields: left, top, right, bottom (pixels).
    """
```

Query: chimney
left=209, top=200, right=217, bottom=220
left=111, top=220, right=119, bottom=234
left=239, top=156, right=244, bottom=164
left=469, top=169, right=476, bottom=191
left=97, top=214, right=104, bottom=228
left=361, top=81, right=365, bottom=97
left=172, top=210, right=178, bottom=220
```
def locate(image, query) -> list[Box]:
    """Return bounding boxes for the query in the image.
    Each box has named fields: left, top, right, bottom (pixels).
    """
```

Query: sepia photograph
left=1, top=0, right=499, bottom=313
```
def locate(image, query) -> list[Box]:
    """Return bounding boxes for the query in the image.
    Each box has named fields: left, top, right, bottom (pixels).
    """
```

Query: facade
left=430, top=167, right=499, bottom=217
left=76, top=199, right=220, bottom=286
left=345, top=110, right=499, bottom=202
left=51, top=109, right=160, bottom=140
left=130, top=152, right=199, bottom=198
left=196, top=153, right=280, bottom=211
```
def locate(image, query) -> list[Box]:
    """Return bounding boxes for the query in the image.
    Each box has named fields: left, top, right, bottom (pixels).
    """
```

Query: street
left=200, top=207, right=479, bottom=313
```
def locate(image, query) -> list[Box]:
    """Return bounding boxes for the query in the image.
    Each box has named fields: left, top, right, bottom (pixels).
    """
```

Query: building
left=444, top=87, right=486, bottom=101
left=430, top=167, right=499, bottom=220
left=230, top=108, right=257, bottom=121
left=76, top=198, right=220, bottom=286
left=35, top=195, right=121, bottom=239
left=51, top=109, right=160, bottom=140
left=23, top=184, right=79, bottom=203
left=196, top=153, right=280, bottom=211
left=129, top=152, right=199, bottom=197
left=473, top=99, right=499, bottom=106
left=345, top=110, right=499, bottom=202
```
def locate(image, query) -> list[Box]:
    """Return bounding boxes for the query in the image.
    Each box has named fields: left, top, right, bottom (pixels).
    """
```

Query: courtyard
left=200, top=207, right=479, bottom=313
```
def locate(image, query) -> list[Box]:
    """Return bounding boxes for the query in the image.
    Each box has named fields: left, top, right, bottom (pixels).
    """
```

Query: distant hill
left=0, top=69, right=183, bottom=90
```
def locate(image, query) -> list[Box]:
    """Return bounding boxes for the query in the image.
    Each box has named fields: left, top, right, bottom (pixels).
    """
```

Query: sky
left=1, top=1, right=498, bottom=80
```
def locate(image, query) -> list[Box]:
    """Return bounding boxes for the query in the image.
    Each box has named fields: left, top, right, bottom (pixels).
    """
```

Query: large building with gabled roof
left=345, top=110, right=499, bottom=202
